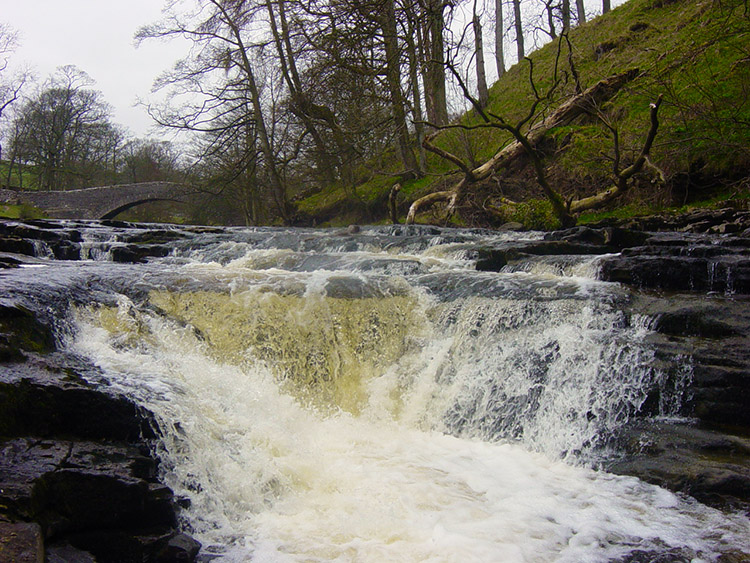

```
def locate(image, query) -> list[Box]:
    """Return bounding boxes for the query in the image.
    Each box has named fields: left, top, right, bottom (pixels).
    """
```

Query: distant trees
left=1, top=61, right=184, bottom=192
left=7, top=66, right=121, bottom=190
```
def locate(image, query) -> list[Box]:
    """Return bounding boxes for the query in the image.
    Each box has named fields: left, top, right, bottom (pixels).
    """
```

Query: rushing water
left=2, top=222, right=749, bottom=561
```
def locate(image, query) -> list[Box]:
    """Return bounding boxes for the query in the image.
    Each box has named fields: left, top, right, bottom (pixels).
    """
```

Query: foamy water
left=65, top=241, right=750, bottom=562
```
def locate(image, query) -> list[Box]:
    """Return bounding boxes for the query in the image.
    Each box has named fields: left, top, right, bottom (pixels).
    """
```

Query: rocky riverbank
left=0, top=305, right=201, bottom=562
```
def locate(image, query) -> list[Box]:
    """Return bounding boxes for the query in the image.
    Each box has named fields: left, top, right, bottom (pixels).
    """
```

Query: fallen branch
left=406, top=69, right=640, bottom=224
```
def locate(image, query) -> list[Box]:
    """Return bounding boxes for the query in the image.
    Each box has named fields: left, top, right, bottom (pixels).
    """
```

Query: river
left=2, top=221, right=748, bottom=562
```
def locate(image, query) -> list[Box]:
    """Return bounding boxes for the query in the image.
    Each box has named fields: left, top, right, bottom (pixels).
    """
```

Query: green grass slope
left=296, top=0, right=750, bottom=228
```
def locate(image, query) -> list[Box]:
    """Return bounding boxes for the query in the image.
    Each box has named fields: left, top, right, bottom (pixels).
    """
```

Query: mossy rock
left=0, top=304, right=55, bottom=359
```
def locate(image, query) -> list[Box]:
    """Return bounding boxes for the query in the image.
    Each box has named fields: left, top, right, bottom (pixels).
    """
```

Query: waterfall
left=48, top=226, right=748, bottom=561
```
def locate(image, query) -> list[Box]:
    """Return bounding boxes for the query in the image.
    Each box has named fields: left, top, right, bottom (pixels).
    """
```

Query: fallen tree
left=406, top=64, right=664, bottom=227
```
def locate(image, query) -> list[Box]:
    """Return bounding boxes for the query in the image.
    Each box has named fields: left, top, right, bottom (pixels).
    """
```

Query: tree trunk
left=603, top=0, right=611, bottom=14
left=424, top=0, right=449, bottom=126
left=495, top=0, right=505, bottom=78
left=381, top=0, right=419, bottom=175
left=389, top=183, right=401, bottom=224
left=513, top=0, right=524, bottom=62
left=405, top=15, right=427, bottom=174
left=473, top=7, right=489, bottom=109
left=562, top=0, right=571, bottom=33
left=266, top=0, right=337, bottom=184
left=575, top=0, right=586, bottom=23
left=215, top=1, right=289, bottom=222
left=544, top=0, right=557, bottom=39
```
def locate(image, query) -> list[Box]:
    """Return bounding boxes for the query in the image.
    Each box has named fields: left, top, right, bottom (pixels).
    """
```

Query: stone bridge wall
left=0, top=182, right=190, bottom=220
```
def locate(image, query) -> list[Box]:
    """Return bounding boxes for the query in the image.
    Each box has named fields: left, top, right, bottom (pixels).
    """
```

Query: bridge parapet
left=0, top=182, right=191, bottom=220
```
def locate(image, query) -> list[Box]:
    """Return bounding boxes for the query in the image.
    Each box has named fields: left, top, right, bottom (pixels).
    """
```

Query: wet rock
left=110, top=244, right=171, bottom=263
left=0, top=236, right=36, bottom=257
left=607, top=421, right=750, bottom=514
left=599, top=233, right=750, bottom=294
left=46, top=542, right=97, bottom=563
left=0, top=522, right=44, bottom=563
left=155, top=533, right=203, bottom=562
left=0, top=304, right=56, bottom=359
left=476, top=239, right=615, bottom=271
left=0, top=345, right=198, bottom=561
left=633, top=294, right=750, bottom=428
left=0, top=359, right=156, bottom=441
left=589, top=207, right=750, bottom=234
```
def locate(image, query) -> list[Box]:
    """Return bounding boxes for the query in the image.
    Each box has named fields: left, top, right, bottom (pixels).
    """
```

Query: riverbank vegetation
left=1, top=0, right=748, bottom=228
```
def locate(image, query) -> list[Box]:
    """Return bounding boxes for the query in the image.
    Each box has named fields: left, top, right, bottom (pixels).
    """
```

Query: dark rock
left=633, top=294, right=750, bottom=428
left=599, top=236, right=750, bottom=293
left=0, top=522, right=44, bottom=563
left=607, top=421, right=750, bottom=514
left=647, top=307, right=739, bottom=338
left=46, top=542, right=97, bottom=563
left=476, top=238, right=615, bottom=271
left=122, top=229, right=186, bottom=245
left=0, top=304, right=56, bottom=358
left=587, top=207, right=750, bottom=234
left=603, top=227, right=651, bottom=249
left=0, top=236, right=36, bottom=257
left=155, top=533, right=203, bottom=562
left=110, top=244, right=171, bottom=263
left=613, top=547, right=695, bottom=563
left=0, top=360, right=156, bottom=441
left=50, top=239, right=81, bottom=261
left=0, top=437, right=194, bottom=562
left=548, top=225, right=607, bottom=245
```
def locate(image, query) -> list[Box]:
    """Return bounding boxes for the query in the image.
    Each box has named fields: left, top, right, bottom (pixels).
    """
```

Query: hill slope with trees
left=297, top=0, right=750, bottom=229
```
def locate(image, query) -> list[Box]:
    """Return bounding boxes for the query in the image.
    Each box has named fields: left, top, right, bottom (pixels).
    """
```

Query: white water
left=65, top=241, right=750, bottom=562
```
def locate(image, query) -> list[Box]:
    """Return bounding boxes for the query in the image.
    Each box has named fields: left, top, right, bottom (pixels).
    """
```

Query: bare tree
left=406, top=47, right=664, bottom=228
left=10, top=66, right=115, bottom=190
left=137, top=0, right=290, bottom=222
left=381, top=0, right=420, bottom=176
left=422, top=0, right=450, bottom=126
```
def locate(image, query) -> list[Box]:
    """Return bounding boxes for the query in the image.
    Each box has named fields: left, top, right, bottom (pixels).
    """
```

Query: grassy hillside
left=296, top=0, right=750, bottom=228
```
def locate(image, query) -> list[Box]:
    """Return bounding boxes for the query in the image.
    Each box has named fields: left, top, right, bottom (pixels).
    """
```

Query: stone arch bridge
left=0, top=182, right=194, bottom=220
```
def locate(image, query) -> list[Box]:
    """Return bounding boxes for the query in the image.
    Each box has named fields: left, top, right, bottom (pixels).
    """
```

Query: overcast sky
left=1, top=0, right=187, bottom=138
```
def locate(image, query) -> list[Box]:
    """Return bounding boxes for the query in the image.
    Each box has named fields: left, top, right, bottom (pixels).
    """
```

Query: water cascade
left=1, top=222, right=748, bottom=561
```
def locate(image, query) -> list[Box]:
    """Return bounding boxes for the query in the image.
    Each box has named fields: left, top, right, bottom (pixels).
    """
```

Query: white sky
left=0, top=0, right=187, bottom=137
